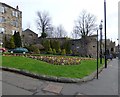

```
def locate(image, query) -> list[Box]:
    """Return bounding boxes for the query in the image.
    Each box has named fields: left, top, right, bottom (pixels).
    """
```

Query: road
left=1, top=58, right=119, bottom=95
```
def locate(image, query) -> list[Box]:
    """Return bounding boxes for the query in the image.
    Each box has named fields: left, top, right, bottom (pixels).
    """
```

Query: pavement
left=1, top=58, right=119, bottom=96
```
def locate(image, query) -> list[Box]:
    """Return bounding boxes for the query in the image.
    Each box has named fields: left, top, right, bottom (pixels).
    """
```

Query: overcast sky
left=1, top=0, right=119, bottom=45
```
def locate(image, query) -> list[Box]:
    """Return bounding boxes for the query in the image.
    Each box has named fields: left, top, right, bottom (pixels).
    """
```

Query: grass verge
left=2, top=56, right=104, bottom=78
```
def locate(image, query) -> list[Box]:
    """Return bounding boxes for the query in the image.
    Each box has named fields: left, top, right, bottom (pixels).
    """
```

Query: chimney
left=16, top=5, right=19, bottom=10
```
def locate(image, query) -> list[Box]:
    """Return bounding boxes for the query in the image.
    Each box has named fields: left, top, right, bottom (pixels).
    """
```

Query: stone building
left=0, top=2, right=22, bottom=35
left=22, top=29, right=38, bottom=46
left=0, top=2, right=22, bottom=46
left=21, top=28, right=116, bottom=58
left=70, top=35, right=98, bottom=57
left=102, top=39, right=116, bottom=55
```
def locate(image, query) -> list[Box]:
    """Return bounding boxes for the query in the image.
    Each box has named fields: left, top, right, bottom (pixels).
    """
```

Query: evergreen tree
left=55, top=40, right=60, bottom=52
left=62, top=41, right=71, bottom=54
left=13, top=31, right=22, bottom=47
left=42, top=40, right=50, bottom=52
left=9, top=36, right=15, bottom=49
left=50, top=40, right=60, bottom=53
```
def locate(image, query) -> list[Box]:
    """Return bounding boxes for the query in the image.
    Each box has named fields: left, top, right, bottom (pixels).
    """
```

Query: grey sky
left=1, top=0, right=119, bottom=45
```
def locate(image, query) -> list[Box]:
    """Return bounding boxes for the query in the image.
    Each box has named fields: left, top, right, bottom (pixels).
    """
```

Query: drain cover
left=43, top=84, right=63, bottom=94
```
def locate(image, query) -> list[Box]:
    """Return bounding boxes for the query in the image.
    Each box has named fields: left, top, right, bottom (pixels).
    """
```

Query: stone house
left=0, top=2, right=22, bottom=35
left=0, top=2, right=22, bottom=46
left=22, top=29, right=38, bottom=46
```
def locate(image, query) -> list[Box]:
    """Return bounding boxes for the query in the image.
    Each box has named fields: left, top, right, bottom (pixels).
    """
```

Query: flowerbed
left=2, top=53, right=96, bottom=65
left=27, top=55, right=96, bottom=65
left=27, top=56, right=81, bottom=65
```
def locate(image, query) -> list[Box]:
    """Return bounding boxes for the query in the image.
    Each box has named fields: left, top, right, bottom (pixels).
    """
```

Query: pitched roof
left=23, top=29, right=38, bottom=35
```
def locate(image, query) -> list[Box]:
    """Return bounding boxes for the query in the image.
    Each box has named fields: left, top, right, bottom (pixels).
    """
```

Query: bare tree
left=36, top=11, right=51, bottom=38
left=55, top=25, right=67, bottom=38
left=73, top=10, right=97, bottom=56
left=71, top=28, right=80, bottom=39
left=74, top=10, right=97, bottom=38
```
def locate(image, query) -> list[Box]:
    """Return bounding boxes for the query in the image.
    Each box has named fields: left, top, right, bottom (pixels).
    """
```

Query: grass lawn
left=2, top=56, right=104, bottom=78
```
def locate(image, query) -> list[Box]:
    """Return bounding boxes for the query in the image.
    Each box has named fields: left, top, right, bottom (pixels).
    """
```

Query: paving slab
left=2, top=71, right=44, bottom=91
left=2, top=81, right=33, bottom=95
left=42, top=84, right=63, bottom=94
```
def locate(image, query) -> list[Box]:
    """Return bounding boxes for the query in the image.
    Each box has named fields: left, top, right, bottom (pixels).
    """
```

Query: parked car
left=8, top=47, right=29, bottom=54
left=0, top=48, right=6, bottom=52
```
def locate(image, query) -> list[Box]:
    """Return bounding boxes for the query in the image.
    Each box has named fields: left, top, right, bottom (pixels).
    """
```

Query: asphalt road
left=1, top=58, right=119, bottom=95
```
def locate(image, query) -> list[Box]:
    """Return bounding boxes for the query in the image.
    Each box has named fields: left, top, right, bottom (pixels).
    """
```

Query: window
left=12, top=11, right=16, bottom=16
left=0, top=6, right=4, bottom=13
left=12, top=11, right=18, bottom=17
left=0, top=27, right=5, bottom=34
left=0, top=17, right=5, bottom=23
left=12, top=30, right=15, bottom=35
left=16, top=11, right=18, bottom=17
left=11, top=20, right=18, bottom=27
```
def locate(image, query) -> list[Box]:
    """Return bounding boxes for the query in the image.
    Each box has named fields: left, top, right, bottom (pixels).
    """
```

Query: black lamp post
left=104, top=0, right=107, bottom=68
left=97, top=30, right=99, bottom=79
left=99, top=20, right=103, bottom=64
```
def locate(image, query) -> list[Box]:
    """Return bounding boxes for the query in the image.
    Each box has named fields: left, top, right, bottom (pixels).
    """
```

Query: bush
left=25, top=45, right=40, bottom=54
left=58, top=48, right=61, bottom=54
left=42, top=40, right=50, bottom=52
left=34, top=47, right=40, bottom=54
left=53, top=49, right=56, bottom=55
left=61, top=49, right=66, bottom=55
left=69, top=50, right=72, bottom=54
left=48, top=48, right=53, bottom=54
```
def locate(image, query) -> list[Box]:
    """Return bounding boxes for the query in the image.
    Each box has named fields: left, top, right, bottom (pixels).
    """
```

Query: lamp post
left=104, top=0, right=107, bottom=68
left=97, top=30, right=99, bottom=79
left=99, top=20, right=103, bottom=64
left=117, top=39, right=120, bottom=59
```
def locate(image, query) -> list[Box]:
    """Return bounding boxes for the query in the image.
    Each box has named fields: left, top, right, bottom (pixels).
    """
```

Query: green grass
left=2, top=56, right=104, bottom=78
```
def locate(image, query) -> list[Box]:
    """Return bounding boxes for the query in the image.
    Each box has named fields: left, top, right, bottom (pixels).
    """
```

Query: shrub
left=58, top=48, right=61, bottom=54
left=61, top=49, right=66, bottom=55
left=34, top=47, right=40, bottom=54
left=69, top=50, right=72, bottom=54
left=25, top=45, right=40, bottom=54
left=42, top=40, right=50, bottom=52
left=53, top=49, right=56, bottom=55
left=48, top=48, right=53, bottom=54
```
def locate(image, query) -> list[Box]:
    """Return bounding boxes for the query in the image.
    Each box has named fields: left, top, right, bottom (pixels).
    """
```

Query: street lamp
left=104, top=0, right=107, bottom=68
left=99, top=20, right=103, bottom=64
left=97, top=29, right=99, bottom=79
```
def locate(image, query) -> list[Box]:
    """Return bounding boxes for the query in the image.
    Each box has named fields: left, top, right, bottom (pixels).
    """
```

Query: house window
left=0, top=6, right=4, bottom=13
left=16, top=12, right=18, bottom=17
left=0, top=17, right=5, bottom=23
left=0, top=27, right=5, bottom=34
left=12, top=30, right=15, bottom=35
left=12, top=11, right=18, bottom=17
left=11, top=20, right=18, bottom=27
left=12, top=11, right=16, bottom=16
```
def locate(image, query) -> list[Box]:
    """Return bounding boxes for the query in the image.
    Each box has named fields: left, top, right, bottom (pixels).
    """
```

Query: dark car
left=8, top=48, right=29, bottom=54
